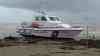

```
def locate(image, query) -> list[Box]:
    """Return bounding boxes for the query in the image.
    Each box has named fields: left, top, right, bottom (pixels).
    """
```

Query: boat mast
left=37, top=0, right=48, bottom=16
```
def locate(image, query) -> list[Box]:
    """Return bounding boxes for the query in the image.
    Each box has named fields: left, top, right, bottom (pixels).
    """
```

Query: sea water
left=0, top=32, right=22, bottom=39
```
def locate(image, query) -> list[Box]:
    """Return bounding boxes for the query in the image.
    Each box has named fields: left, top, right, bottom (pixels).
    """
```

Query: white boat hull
left=17, top=28, right=82, bottom=39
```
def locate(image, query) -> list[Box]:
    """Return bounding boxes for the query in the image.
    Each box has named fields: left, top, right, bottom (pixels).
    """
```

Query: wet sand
left=0, top=39, right=100, bottom=56
left=0, top=24, right=100, bottom=56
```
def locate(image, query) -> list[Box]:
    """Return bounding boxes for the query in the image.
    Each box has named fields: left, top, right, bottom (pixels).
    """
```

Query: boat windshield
left=34, top=16, right=47, bottom=21
left=41, top=16, right=47, bottom=21
left=49, top=17, right=60, bottom=21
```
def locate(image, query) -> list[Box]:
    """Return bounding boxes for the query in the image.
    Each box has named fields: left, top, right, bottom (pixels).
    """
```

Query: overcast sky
left=0, top=0, right=99, bottom=25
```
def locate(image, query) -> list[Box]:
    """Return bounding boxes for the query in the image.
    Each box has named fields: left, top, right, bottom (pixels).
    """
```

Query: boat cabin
left=31, top=16, right=62, bottom=28
left=33, top=16, right=61, bottom=22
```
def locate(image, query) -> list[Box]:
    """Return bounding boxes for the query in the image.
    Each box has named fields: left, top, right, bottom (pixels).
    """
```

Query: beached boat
left=16, top=14, right=83, bottom=40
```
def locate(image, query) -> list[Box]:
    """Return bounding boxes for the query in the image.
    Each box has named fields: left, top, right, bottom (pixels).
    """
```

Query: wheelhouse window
left=49, top=17, right=60, bottom=21
left=56, top=17, right=60, bottom=21
left=49, top=17, right=56, bottom=21
left=41, top=16, right=47, bottom=21
left=35, top=16, right=39, bottom=21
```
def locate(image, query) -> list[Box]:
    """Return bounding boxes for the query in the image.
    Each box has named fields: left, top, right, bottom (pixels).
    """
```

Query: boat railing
left=72, top=26, right=82, bottom=28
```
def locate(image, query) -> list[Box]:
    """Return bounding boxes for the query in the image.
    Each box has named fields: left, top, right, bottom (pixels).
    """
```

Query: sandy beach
left=0, top=40, right=100, bottom=56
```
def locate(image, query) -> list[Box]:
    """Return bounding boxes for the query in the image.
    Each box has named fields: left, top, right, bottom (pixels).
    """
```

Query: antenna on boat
left=36, top=0, right=48, bottom=16
left=38, top=10, right=47, bottom=15
left=84, top=16, right=89, bottom=48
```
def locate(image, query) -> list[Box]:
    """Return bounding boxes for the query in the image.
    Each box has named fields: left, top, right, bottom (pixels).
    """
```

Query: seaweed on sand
left=29, top=53, right=50, bottom=56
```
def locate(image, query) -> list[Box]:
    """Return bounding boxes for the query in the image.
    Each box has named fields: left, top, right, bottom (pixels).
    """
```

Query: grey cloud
left=0, top=0, right=99, bottom=25
left=0, top=0, right=88, bottom=13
